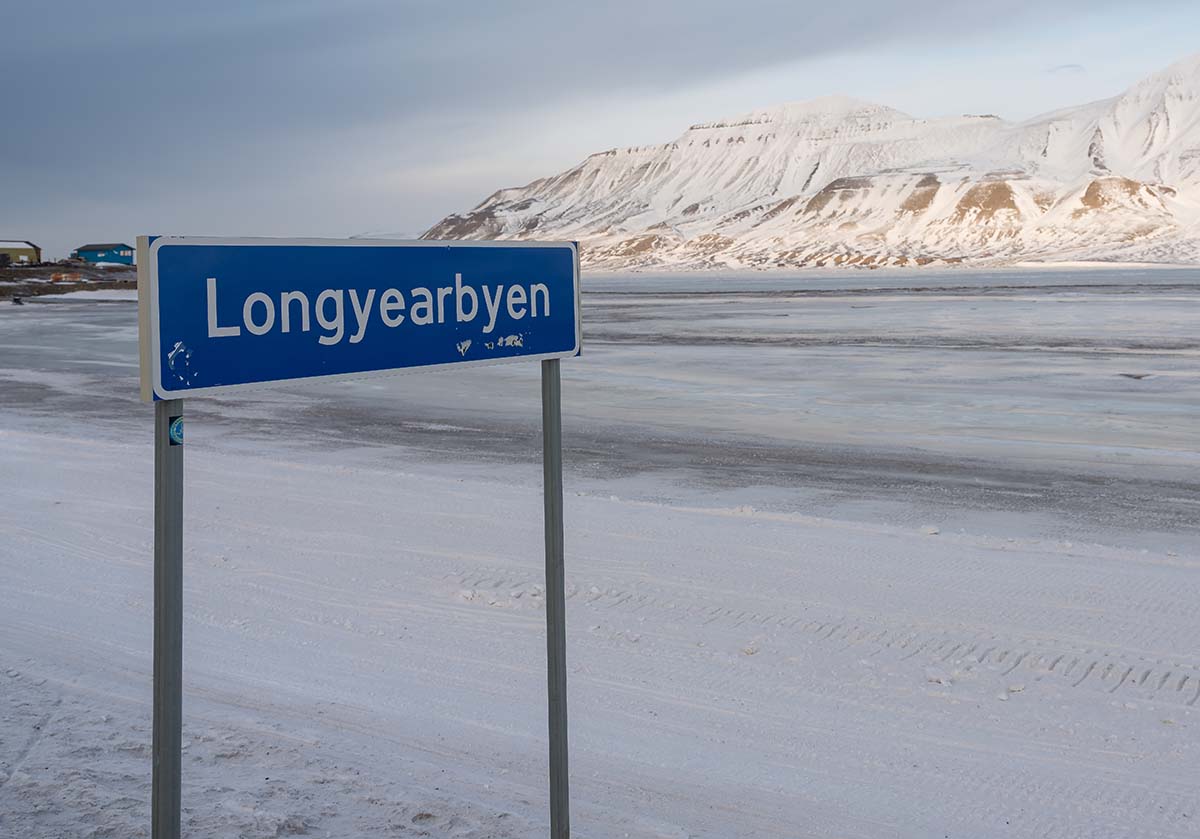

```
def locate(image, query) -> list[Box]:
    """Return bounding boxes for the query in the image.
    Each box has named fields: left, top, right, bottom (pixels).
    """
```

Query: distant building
left=72, top=243, right=135, bottom=265
left=0, top=240, right=42, bottom=266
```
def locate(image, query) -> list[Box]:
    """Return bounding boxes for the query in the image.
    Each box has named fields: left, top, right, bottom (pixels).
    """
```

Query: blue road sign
left=139, top=237, right=581, bottom=400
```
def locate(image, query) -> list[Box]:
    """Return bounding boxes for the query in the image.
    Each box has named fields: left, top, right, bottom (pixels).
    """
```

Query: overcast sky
left=4, top=1, right=1198, bottom=258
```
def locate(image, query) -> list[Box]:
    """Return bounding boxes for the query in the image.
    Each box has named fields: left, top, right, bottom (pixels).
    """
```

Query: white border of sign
left=138, top=236, right=582, bottom=402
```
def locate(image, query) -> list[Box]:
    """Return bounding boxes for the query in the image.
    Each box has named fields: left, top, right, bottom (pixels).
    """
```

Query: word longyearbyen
left=207, top=273, right=552, bottom=346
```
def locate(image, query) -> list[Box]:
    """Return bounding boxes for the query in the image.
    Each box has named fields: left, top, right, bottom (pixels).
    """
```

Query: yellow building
left=0, top=240, right=41, bottom=265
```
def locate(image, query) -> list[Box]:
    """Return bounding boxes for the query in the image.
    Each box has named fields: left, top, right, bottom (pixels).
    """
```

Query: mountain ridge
left=419, top=54, right=1200, bottom=269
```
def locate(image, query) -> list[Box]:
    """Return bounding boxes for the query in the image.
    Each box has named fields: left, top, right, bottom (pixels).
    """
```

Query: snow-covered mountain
left=422, top=54, right=1200, bottom=269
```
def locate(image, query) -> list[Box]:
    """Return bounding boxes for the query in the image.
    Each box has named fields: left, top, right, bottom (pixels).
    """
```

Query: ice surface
left=1, top=269, right=1198, bottom=837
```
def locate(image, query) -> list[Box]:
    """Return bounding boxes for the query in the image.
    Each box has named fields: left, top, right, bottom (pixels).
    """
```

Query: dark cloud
left=0, top=1, right=1189, bottom=255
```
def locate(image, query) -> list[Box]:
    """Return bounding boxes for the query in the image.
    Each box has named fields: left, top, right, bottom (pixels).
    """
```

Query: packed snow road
left=1, top=268, right=1198, bottom=837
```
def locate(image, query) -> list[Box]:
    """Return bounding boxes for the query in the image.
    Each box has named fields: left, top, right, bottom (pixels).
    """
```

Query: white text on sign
left=207, top=273, right=552, bottom=346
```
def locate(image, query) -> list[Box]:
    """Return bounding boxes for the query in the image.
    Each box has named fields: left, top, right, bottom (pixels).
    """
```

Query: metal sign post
left=152, top=398, right=183, bottom=839
left=138, top=236, right=580, bottom=839
left=541, top=359, right=569, bottom=839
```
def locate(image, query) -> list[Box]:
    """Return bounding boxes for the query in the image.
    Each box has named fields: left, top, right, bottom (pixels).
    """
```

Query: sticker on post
left=169, top=416, right=184, bottom=446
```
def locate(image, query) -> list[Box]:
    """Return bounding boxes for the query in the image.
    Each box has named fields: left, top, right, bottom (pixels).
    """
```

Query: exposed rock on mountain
left=422, top=55, right=1200, bottom=269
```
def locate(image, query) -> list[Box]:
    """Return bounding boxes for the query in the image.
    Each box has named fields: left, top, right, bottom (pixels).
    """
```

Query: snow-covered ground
left=1, top=269, right=1198, bottom=837
left=29, top=288, right=139, bottom=301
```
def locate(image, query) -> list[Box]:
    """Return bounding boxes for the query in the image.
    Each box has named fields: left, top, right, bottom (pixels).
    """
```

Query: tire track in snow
left=453, top=569, right=1200, bottom=707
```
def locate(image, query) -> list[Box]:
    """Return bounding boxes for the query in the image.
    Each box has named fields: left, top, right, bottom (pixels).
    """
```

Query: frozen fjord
left=1, top=267, right=1198, bottom=837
